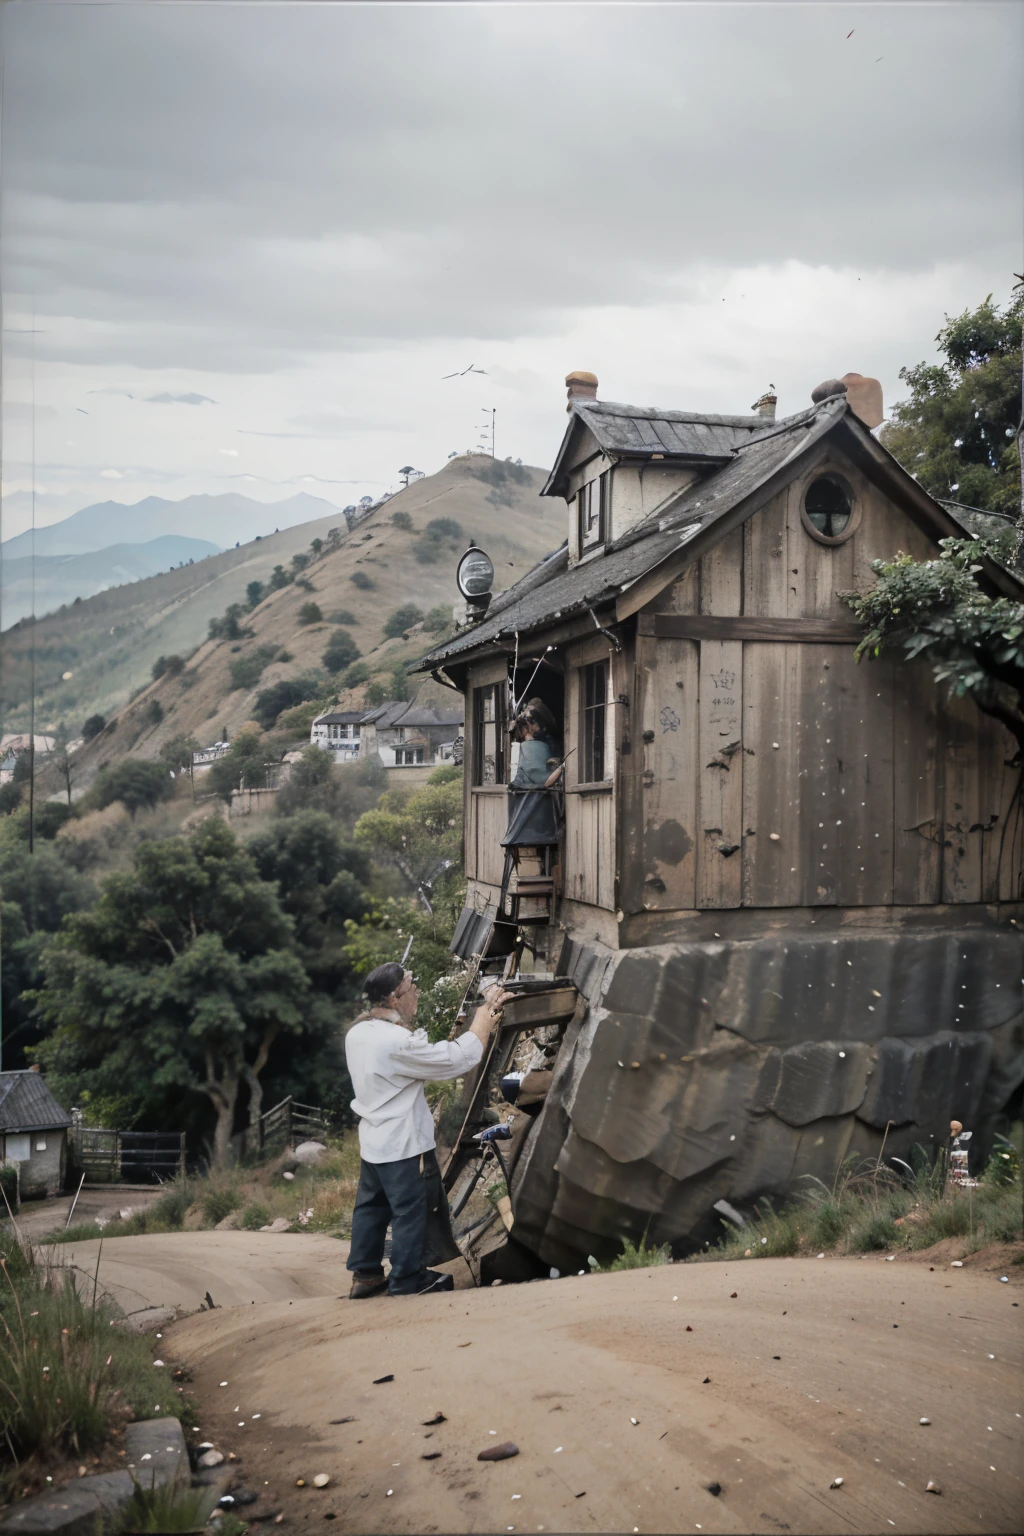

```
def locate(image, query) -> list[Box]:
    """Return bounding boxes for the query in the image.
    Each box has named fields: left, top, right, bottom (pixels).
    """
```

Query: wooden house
left=417, top=373, right=1024, bottom=1270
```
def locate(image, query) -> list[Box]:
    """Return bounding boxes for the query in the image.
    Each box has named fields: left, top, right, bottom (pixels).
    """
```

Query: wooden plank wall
left=624, top=453, right=1021, bottom=913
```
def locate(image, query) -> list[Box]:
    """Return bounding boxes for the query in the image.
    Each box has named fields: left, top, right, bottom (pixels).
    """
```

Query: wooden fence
left=257, top=1097, right=330, bottom=1150
left=70, top=1128, right=186, bottom=1185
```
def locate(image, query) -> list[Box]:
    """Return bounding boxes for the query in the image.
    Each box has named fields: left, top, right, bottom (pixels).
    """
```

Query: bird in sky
left=76, top=407, right=88, bottom=414
left=442, top=363, right=488, bottom=379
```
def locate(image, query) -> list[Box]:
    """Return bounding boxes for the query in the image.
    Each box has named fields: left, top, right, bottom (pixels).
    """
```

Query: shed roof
left=312, top=711, right=364, bottom=726
left=362, top=701, right=463, bottom=729
left=0, top=1072, right=72, bottom=1133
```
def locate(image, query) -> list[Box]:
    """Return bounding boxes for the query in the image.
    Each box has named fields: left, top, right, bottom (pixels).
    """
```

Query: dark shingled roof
left=418, top=398, right=843, bottom=668
left=0, top=1072, right=72, bottom=1133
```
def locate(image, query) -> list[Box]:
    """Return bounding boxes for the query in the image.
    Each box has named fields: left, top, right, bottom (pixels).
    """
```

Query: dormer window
left=577, top=471, right=609, bottom=553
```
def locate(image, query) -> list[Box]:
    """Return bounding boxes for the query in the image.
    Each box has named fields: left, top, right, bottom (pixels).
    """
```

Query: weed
left=200, top=1185, right=242, bottom=1225
left=116, top=1479, right=218, bottom=1534
left=240, top=1202, right=271, bottom=1232
left=601, top=1234, right=671, bottom=1271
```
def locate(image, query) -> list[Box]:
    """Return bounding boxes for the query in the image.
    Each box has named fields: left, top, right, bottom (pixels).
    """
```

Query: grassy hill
left=7, top=455, right=554, bottom=777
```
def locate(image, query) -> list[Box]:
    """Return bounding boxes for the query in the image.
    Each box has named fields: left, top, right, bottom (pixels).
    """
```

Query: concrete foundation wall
left=14, top=1133, right=66, bottom=1199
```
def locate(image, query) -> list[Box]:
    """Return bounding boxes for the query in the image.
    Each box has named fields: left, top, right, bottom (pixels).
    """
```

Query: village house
left=310, top=700, right=463, bottom=770
left=0, top=1069, right=72, bottom=1199
left=416, top=370, right=1024, bottom=1272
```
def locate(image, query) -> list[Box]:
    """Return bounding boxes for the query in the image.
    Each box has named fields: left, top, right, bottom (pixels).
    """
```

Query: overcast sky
left=2, top=0, right=1021, bottom=538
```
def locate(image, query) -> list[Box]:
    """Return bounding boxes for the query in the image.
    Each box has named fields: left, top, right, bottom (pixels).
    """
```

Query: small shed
left=0, top=1070, right=72, bottom=1198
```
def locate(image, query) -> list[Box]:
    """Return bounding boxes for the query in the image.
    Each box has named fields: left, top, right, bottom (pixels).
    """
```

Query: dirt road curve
left=62, top=1232, right=1024, bottom=1535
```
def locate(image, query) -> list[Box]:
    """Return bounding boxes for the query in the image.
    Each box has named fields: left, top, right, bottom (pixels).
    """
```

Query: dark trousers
left=347, top=1150, right=441, bottom=1296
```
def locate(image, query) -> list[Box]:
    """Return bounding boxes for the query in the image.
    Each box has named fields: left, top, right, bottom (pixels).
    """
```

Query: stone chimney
left=565, top=370, right=598, bottom=412
left=751, top=387, right=777, bottom=420
left=810, top=373, right=883, bottom=429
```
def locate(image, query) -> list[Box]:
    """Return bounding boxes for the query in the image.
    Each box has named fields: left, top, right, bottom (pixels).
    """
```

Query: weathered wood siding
left=630, top=451, right=1020, bottom=912
left=562, top=635, right=618, bottom=910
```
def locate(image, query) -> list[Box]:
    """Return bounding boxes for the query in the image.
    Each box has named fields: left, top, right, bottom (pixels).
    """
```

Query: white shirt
left=345, top=1010, right=485, bottom=1164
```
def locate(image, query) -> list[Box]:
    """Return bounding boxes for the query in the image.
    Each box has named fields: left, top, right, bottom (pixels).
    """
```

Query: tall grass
left=0, top=1228, right=179, bottom=1499
left=697, top=1140, right=1022, bottom=1263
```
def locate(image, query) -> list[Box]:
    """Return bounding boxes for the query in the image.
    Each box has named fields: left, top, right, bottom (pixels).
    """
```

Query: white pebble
left=951, top=1261, right=963, bottom=1268
left=630, top=1417, right=638, bottom=1425
left=153, top=1360, right=164, bottom=1367
left=553, top=1446, right=562, bottom=1453
left=919, top=1417, right=930, bottom=1425
left=830, top=1476, right=843, bottom=1488
left=219, top=1381, right=228, bottom=1387
left=312, top=1474, right=330, bottom=1488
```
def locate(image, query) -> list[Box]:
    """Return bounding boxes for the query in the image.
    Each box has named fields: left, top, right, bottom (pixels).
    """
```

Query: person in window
left=501, top=697, right=564, bottom=849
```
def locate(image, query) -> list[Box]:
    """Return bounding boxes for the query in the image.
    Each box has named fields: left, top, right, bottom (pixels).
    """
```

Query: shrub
left=145, top=699, right=164, bottom=727
left=269, top=565, right=292, bottom=591
left=425, top=516, right=463, bottom=542
left=384, top=605, right=424, bottom=638
left=253, top=677, right=319, bottom=729
left=600, top=1234, right=671, bottom=1271
left=230, top=645, right=280, bottom=692
left=241, top=1201, right=271, bottom=1231
left=387, top=666, right=409, bottom=702
left=159, top=733, right=199, bottom=773
left=342, top=661, right=371, bottom=689
left=299, top=601, right=324, bottom=626
left=201, top=1184, right=243, bottom=1224
left=323, top=632, right=362, bottom=675
left=414, top=539, right=441, bottom=565
left=246, top=579, right=265, bottom=610
left=82, top=714, right=106, bottom=742
left=391, top=510, right=414, bottom=530
left=350, top=570, right=375, bottom=591
left=207, top=603, right=247, bottom=641
left=151, top=654, right=184, bottom=682
left=363, top=679, right=388, bottom=706
left=290, top=552, right=310, bottom=574
left=329, top=609, right=357, bottom=626
left=423, top=604, right=453, bottom=633
left=0, top=1161, right=19, bottom=1214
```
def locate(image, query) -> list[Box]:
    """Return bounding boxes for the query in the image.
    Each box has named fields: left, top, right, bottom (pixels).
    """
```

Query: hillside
left=7, top=455, right=555, bottom=767
left=1, top=535, right=221, bottom=626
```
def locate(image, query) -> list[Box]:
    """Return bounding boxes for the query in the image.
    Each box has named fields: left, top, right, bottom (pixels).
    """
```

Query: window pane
left=474, top=682, right=507, bottom=784
left=581, top=660, right=609, bottom=781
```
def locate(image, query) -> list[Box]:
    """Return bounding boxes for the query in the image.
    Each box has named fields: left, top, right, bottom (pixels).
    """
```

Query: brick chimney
left=751, top=388, right=777, bottom=420
left=565, top=370, right=598, bottom=412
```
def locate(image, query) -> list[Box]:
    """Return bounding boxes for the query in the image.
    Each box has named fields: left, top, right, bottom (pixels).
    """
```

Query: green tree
left=384, top=605, right=424, bottom=638
left=269, top=565, right=293, bottom=592
left=158, top=733, right=199, bottom=774
left=298, top=601, right=324, bottom=626
left=354, top=768, right=463, bottom=894
left=206, top=728, right=272, bottom=800
left=33, top=820, right=321, bottom=1164
left=92, top=759, right=173, bottom=818
left=230, top=645, right=279, bottom=692
left=253, top=678, right=318, bottom=730
left=274, top=746, right=385, bottom=826
left=881, top=291, right=1022, bottom=533
left=328, top=609, right=357, bottom=626
left=151, top=655, right=184, bottom=682
left=208, top=603, right=247, bottom=642
left=342, top=896, right=462, bottom=1042
left=290, top=552, right=310, bottom=574
left=387, top=665, right=410, bottom=703
left=0, top=840, right=95, bottom=1068
left=81, top=714, right=106, bottom=742
left=145, top=699, right=164, bottom=727
left=350, top=570, right=375, bottom=591
left=342, top=661, right=371, bottom=689
left=322, top=632, right=362, bottom=675
left=844, top=535, right=1024, bottom=761
left=245, top=580, right=265, bottom=610
left=422, top=604, right=454, bottom=634
left=391, top=509, right=413, bottom=530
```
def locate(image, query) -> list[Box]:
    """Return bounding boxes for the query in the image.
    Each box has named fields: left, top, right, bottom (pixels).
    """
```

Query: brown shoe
left=349, top=1273, right=388, bottom=1299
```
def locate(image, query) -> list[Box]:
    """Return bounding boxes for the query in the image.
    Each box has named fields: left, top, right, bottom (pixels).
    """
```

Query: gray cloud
left=3, top=4, right=1020, bottom=372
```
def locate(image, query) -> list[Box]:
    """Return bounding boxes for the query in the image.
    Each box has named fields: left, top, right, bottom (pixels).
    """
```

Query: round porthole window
left=802, top=473, right=856, bottom=544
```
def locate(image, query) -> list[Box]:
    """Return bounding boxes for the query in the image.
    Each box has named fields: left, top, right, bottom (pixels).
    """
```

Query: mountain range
left=1, top=491, right=346, bottom=562
left=1, top=536, right=221, bottom=628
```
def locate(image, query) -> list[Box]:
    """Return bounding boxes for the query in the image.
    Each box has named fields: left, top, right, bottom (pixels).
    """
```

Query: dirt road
left=62, top=1232, right=1024, bottom=1535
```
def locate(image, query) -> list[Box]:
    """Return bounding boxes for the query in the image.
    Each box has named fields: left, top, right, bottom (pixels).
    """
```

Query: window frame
left=579, top=658, right=610, bottom=785
left=577, top=470, right=610, bottom=554
left=800, top=471, right=860, bottom=546
left=472, top=680, right=509, bottom=786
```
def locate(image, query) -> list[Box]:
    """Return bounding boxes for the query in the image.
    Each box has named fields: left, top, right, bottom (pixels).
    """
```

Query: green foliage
left=273, top=747, right=385, bottom=825
left=599, top=1233, right=671, bottom=1271
left=354, top=770, right=463, bottom=889
left=363, top=679, right=388, bottom=706
left=843, top=535, right=1024, bottom=757
left=276, top=697, right=334, bottom=737
left=350, top=570, right=375, bottom=591
left=391, top=509, right=414, bottom=530
left=422, top=604, right=454, bottom=634
left=207, top=602, right=248, bottom=642
left=384, top=605, right=424, bottom=638
left=150, top=654, right=184, bottom=682
left=298, top=601, right=324, bottom=626
left=342, top=661, right=371, bottom=689
left=328, top=608, right=357, bottom=626
left=118, top=1481, right=219, bottom=1534
left=144, top=698, right=164, bottom=727
left=241, top=1200, right=272, bottom=1230
left=415, top=516, right=465, bottom=566
left=201, top=1183, right=243, bottom=1223
left=0, top=781, right=23, bottom=817
left=246, top=579, right=265, bottom=610
left=387, top=665, right=410, bottom=702
left=342, top=897, right=462, bottom=1041
left=229, top=644, right=280, bottom=692
left=269, top=564, right=293, bottom=591
left=92, top=759, right=173, bottom=817
left=0, top=1232, right=180, bottom=1485
left=322, top=631, right=362, bottom=675
left=290, top=551, right=310, bottom=574
left=33, top=818, right=326, bottom=1165
left=253, top=676, right=320, bottom=730
left=81, top=713, right=106, bottom=742
left=881, top=290, right=1022, bottom=518
left=0, top=1162, right=19, bottom=1214
left=205, top=728, right=272, bottom=800
left=158, top=734, right=199, bottom=774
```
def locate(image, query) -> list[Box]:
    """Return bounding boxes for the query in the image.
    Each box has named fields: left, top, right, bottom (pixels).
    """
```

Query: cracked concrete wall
left=510, top=925, right=1024, bottom=1269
